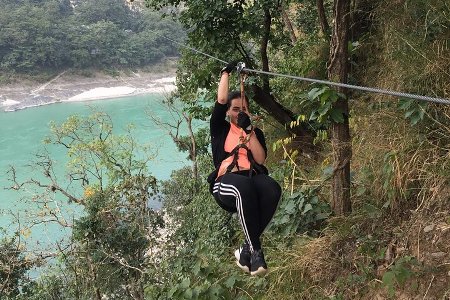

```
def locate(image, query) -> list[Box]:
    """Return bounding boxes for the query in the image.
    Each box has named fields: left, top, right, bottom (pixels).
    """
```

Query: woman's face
left=227, top=97, right=249, bottom=125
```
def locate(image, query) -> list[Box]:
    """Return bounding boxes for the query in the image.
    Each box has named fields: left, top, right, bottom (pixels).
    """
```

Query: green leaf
left=396, top=266, right=413, bottom=285
left=208, top=285, right=221, bottom=299
left=322, top=166, right=333, bottom=176
left=302, top=203, right=313, bottom=214
left=411, top=114, right=422, bottom=125
left=315, top=213, right=329, bottom=220
left=355, top=186, right=366, bottom=197
left=382, top=271, right=395, bottom=285
left=307, top=87, right=320, bottom=100
left=319, top=89, right=331, bottom=103
left=224, top=275, right=237, bottom=289
left=298, top=197, right=305, bottom=210
left=284, top=200, right=296, bottom=213
left=398, top=98, right=413, bottom=110
left=337, top=92, right=346, bottom=99
left=184, top=288, right=193, bottom=299
left=192, top=259, right=201, bottom=275
left=289, top=191, right=302, bottom=199
left=309, top=109, right=319, bottom=121
left=404, top=110, right=415, bottom=118
left=180, top=278, right=190, bottom=289
left=308, top=86, right=328, bottom=100
left=382, top=271, right=396, bottom=297
left=330, top=108, right=345, bottom=123
left=318, top=101, right=332, bottom=116
left=418, top=107, right=425, bottom=119
left=329, top=92, right=339, bottom=102
left=280, top=215, right=290, bottom=224
left=168, top=286, right=178, bottom=298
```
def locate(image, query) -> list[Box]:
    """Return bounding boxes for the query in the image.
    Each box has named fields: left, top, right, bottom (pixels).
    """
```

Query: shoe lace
left=241, top=242, right=250, bottom=256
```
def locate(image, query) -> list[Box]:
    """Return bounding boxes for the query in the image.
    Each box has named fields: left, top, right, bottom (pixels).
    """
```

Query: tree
left=148, top=94, right=211, bottom=180
left=147, top=0, right=317, bottom=149
left=8, top=111, right=164, bottom=299
left=0, top=0, right=184, bottom=72
left=317, top=0, right=330, bottom=36
left=73, top=0, right=138, bottom=30
left=0, top=232, right=34, bottom=298
left=327, top=0, right=351, bottom=214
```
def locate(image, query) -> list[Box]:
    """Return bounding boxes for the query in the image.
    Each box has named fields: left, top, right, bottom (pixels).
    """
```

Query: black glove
left=220, top=61, right=237, bottom=74
left=237, top=111, right=252, bottom=134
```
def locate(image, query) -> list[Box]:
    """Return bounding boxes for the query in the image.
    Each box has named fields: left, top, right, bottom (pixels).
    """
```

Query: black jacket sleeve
left=210, top=102, right=228, bottom=137
left=254, top=127, right=267, bottom=157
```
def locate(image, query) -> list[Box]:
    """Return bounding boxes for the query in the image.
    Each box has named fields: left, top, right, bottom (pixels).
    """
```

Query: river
left=0, top=94, right=201, bottom=252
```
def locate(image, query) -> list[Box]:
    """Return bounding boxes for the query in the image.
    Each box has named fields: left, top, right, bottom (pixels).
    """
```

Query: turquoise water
left=0, top=94, right=200, bottom=250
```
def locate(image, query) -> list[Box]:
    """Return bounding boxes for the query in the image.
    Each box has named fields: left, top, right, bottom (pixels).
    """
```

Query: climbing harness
left=223, top=62, right=266, bottom=178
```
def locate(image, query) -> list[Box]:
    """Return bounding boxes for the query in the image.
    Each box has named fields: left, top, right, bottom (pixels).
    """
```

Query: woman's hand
left=237, top=111, right=252, bottom=133
left=221, top=61, right=237, bottom=74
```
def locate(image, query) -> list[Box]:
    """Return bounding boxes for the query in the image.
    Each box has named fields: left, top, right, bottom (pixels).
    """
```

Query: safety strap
left=225, top=143, right=265, bottom=178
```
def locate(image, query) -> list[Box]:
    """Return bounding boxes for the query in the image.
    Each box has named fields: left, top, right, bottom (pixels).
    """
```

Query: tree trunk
left=251, top=84, right=316, bottom=153
left=317, top=0, right=330, bottom=36
left=183, top=112, right=198, bottom=180
left=327, top=0, right=352, bottom=215
left=260, top=8, right=271, bottom=93
left=257, top=8, right=316, bottom=154
left=280, top=3, right=297, bottom=44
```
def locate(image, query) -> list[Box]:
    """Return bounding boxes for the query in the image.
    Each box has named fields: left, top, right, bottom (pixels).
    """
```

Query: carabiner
left=236, top=62, right=246, bottom=74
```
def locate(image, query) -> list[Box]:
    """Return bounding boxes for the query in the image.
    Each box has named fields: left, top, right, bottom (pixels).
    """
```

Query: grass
left=256, top=1, right=450, bottom=299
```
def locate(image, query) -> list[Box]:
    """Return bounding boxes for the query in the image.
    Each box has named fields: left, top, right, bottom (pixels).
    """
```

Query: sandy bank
left=2, top=99, right=20, bottom=106
left=0, top=71, right=177, bottom=112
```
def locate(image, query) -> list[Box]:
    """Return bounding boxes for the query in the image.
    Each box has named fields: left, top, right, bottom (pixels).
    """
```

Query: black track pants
left=213, top=172, right=281, bottom=252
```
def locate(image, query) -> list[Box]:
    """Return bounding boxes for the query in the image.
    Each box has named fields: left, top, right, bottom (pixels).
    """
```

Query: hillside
left=1, top=0, right=448, bottom=299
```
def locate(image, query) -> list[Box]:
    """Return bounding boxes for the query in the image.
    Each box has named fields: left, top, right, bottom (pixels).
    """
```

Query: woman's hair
left=227, top=90, right=249, bottom=109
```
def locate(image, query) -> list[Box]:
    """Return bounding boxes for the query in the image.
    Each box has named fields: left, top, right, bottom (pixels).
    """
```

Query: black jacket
left=207, top=102, right=268, bottom=192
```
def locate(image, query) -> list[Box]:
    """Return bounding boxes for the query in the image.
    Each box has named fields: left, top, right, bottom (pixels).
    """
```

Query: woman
left=207, top=62, right=281, bottom=276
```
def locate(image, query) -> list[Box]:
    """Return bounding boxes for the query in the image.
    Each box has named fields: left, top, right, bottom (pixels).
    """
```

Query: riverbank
left=0, top=67, right=177, bottom=112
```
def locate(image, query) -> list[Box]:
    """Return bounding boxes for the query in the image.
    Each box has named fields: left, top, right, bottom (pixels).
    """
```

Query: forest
left=0, top=0, right=183, bottom=78
left=1, top=0, right=449, bottom=299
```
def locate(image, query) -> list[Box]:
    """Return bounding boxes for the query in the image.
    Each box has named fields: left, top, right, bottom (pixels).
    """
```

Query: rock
left=430, top=252, right=446, bottom=258
left=423, top=224, right=435, bottom=233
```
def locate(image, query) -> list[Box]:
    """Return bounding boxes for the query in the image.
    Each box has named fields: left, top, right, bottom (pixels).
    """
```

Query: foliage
left=270, top=186, right=331, bottom=237
left=174, top=127, right=210, bottom=158
left=8, top=111, right=164, bottom=299
left=382, top=256, right=418, bottom=297
left=149, top=168, right=238, bottom=299
left=70, top=181, right=163, bottom=299
left=397, top=98, right=426, bottom=126
left=308, top=86, right=347, bottom=124
left=161, top=165, right=202, bottom=211
left=0, top=232, right=34, bottom=299
left=146, top=0, right=294, bottom=106
left=15, top=274, right=68, bottom=300
left=3, top=0, right=449, bottom=299
left=0, top=0, right=185, bottom=72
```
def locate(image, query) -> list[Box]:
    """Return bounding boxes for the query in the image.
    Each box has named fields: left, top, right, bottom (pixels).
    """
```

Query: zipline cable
left=155, top=32, right=450, bottom=105
left=153, top=33, right=228, bottom=64
left=242, top=68, right=450, bottom=105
